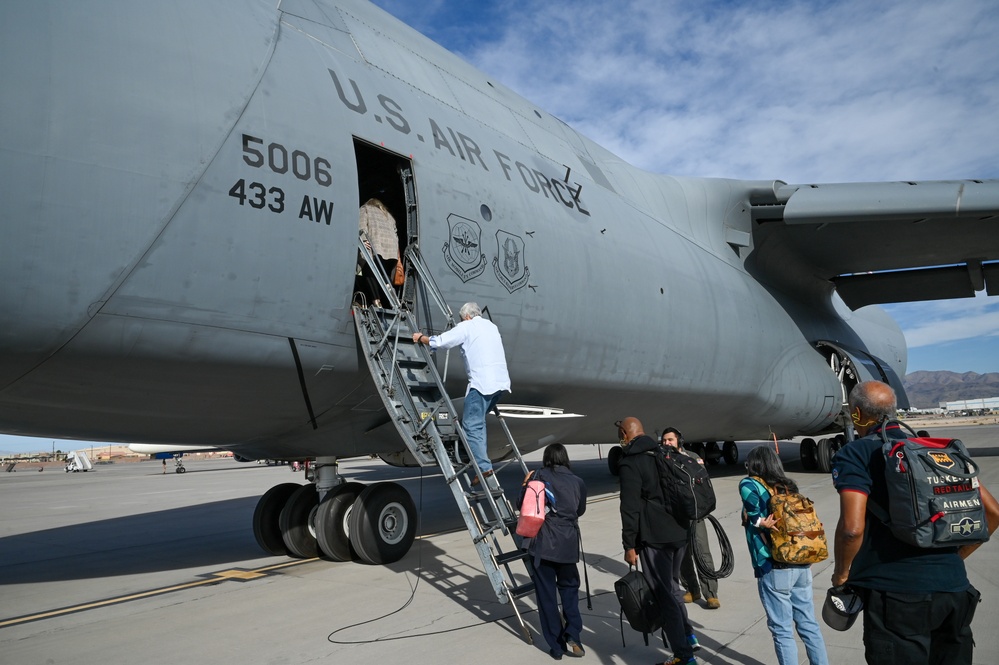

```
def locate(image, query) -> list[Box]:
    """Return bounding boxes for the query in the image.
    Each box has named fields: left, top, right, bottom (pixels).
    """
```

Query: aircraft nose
left=0, top=2, right=279, bottom=391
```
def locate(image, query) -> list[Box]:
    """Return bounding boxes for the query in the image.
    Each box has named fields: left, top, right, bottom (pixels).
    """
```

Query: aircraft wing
left=748, top=179, right=999, bottom=308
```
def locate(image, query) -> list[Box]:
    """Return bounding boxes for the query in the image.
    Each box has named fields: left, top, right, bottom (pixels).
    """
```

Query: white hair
left=459, top=302, right=481, bottom=319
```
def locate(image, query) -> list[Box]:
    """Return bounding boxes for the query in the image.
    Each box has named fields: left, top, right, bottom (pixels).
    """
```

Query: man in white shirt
left=413, top=302, right=511, bottom=480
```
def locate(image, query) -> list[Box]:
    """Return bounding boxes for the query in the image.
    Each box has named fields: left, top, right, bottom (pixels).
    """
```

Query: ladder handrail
left=404, top=243, right=458, bottom=381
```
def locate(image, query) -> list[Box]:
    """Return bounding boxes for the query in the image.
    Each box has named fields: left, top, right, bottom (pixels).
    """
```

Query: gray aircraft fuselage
left=0, top=0, right=907, bottom=462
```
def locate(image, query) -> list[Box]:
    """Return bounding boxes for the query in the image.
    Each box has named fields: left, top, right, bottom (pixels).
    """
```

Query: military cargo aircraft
left=2, top=0, right=998, bottom=568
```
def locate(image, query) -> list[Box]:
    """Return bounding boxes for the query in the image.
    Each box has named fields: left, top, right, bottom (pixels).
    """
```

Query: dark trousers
left=360, top=257, right=397, bottom=303
left=533, top=559, right=583, bottom=656
left=680, top=518, right=718, bottom=598
left=859, top=586, right=980, bottom=665
left=640, top=543, right=694, bottom=660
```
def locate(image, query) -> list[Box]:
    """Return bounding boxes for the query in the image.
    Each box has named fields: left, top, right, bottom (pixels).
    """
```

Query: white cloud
left=887, top=293, right=999, bottom=348
left=377, top=0, right=999, bottom=371
left=445, top=0, right=999, bottom=183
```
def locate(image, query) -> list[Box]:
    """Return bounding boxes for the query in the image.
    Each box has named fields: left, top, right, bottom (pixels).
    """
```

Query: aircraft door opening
left=352, top=139, right=414, bottom=308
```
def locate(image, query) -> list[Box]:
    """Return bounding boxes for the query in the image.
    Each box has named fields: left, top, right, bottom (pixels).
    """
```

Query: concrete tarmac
left=2, top=425, right=998, bottom=665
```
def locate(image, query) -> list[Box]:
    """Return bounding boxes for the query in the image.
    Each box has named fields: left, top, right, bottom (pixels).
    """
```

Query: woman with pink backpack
left=518, top=443, right=588, bottom=660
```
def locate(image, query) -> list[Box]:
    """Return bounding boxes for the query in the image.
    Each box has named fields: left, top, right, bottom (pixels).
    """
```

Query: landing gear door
left=817, top=341, right=910, bottom=410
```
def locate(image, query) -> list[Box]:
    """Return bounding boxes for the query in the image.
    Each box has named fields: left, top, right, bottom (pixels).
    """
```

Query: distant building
left=940, top=396, right=999, bottom=413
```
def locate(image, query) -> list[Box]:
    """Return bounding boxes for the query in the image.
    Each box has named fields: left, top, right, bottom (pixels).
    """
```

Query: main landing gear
left=606, top=440, right=740, bottom=475
left=251, top=459, right=418, bottom=565
left=683, top=441, right=739, bottom=466
left=798, top=435, right=844, bottom=473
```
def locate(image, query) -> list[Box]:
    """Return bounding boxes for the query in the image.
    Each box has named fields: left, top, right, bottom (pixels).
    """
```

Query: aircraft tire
left=252, top=483, right=301, bottom=556
left=816, top=438, right=833, bottom=473
left=315, top=482, right=364, bottom=562
left=349, top=482, right=417, bottom=565
left=704, top=442, right=720, bottom=465
left=723, top=441, right=739, bottom=465
left=607, top=445, right=624, bottom=476
left=800, top=438, right=818, bottom=471
left=279, top=484, right=320, bottom=558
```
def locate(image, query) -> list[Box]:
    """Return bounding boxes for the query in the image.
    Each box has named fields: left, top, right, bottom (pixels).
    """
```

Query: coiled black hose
left=691, top=514, right=735, bottom=580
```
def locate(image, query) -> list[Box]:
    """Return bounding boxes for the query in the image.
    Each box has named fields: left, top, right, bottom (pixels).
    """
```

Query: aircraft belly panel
left=0, top=313, right=362, bottom=445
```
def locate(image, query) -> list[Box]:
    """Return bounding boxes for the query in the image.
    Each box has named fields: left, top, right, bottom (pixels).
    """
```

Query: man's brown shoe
left=705, top=597, right=721, bottom=609
left=470, top=469, right=494, bottom=486
left=682, top=591, right=701, bottom=603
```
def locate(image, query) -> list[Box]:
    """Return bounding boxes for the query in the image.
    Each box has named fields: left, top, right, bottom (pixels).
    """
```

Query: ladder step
left=466, top=487, right=506, bottom=501
left=508, top=582, right=536, bottom=600
left=496, top=549, right=530, bottom=566
left=406, top=381, right=440, bottom=392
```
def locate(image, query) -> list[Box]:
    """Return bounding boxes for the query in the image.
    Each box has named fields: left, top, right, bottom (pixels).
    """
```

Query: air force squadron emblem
left=927, top=451, right=955, bottom=469
left=493, top=230, right=529, bottom=292
left=443, top=215, right=486, bottom=282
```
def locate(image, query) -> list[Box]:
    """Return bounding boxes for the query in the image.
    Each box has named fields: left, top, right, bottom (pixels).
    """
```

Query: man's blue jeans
left=756, top=565, right=829, bottom=665
left=462, top=388, right=503, bottom=474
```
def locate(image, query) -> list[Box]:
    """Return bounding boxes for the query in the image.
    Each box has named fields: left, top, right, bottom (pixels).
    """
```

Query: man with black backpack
left=832, top=381, right=999, bottom=664
left=617, top=416, right=698, bottom=665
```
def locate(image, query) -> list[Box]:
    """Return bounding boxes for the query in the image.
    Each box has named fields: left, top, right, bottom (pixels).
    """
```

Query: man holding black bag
left=617, top=417, right=698, bottom=665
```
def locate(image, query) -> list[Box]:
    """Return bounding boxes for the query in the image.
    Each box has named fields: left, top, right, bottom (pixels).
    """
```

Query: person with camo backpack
left=740, top=445, right=829, bottom=665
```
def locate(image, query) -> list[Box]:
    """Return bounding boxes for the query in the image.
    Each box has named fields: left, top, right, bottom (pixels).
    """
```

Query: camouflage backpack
left=752, top=476, right=829, bottom=565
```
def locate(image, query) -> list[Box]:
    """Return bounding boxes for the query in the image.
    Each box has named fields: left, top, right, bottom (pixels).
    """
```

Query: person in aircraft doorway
left=412, top=302, right=511, bottom=485
left=357, top=197, right=399, bottom=307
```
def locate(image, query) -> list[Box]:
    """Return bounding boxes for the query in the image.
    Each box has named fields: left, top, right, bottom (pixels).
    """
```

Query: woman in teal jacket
left=739, top=446, right=828, bottom=665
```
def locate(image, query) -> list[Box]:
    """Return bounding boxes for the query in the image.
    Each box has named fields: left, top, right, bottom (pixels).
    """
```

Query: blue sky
left=371, top=0, right=999, bottom=376
left=3, top=1, right=997, bottom=455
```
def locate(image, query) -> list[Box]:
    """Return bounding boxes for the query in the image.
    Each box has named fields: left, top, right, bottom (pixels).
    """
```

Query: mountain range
left=903, top=370, right=999, bottom=409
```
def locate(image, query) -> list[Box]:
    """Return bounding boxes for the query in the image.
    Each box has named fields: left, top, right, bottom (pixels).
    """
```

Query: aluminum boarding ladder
left=352, top=235, right=537, bottom=644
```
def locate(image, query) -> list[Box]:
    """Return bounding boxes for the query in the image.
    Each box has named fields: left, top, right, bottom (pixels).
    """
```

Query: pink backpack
left=516, top=479, right=548, bottom=537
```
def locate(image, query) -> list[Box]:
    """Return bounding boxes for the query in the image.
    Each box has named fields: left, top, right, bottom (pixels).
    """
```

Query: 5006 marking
left=242, top=134, right=332, bottom=186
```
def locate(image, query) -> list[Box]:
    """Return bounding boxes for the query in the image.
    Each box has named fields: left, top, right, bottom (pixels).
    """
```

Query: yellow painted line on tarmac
left=0, top=558, right=319, bottom=629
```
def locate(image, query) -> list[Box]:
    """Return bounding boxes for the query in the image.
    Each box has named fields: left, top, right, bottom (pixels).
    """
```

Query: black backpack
left=649, top=447, right=716, bottom=521
left=614, top=565, right=665, bottom=646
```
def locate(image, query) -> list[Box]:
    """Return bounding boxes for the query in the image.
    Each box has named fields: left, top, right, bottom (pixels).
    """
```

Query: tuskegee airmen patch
left=927, top=451, right=956, bottom=469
